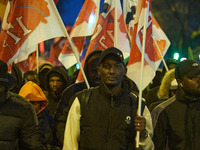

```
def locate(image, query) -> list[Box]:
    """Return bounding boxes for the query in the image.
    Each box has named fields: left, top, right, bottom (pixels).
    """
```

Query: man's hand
left=134, top=116, right=148, bottom=138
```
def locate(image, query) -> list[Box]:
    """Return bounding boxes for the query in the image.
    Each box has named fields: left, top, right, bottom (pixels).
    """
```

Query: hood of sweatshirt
left=19, top=81, right=48, bottom=114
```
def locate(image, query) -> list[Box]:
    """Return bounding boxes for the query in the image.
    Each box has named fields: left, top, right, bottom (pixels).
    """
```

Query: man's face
left=98, top=56, right=126, bottom=88
left=181, top=73, right=200, bottom=97
left=49, top=76, right=63, bottom=94
left=30, top=101, right=41, bottom=114
left=25, top=74, right=39, bottom=84
left=87, top=55, right=101, bottom=87
left=0, top=85, right=6, bottom=96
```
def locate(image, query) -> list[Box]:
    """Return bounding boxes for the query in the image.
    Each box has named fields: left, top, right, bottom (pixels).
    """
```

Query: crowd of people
left=0, top=47, right=200, bottom=150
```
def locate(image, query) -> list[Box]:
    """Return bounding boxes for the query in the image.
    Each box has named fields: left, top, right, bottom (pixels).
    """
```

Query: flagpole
left=49, top=0, right=90, bottom=89
left=152, top=36, right=169, bottom=72
left=36, top=44, right=39, bottom=74
left=114, top=0, right=118, bottom=47
left=66, top=34, right=90, bottom=89
left=136, top=0, right=148, bottom=148
left=65, top=33, right=90, bottom=89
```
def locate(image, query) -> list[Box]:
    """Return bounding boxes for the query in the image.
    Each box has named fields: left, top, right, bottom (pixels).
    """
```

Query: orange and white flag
left=0, top=0, right=67, bottom=66
left=127, top=0, right=170, bottom=90
left=58, top=0, right=100, bottom=69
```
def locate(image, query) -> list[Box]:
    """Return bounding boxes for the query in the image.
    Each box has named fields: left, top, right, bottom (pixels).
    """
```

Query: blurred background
left=0, top=0, right=200, bottom=68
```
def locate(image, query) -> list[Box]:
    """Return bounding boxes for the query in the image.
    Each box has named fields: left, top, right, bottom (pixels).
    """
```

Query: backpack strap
left=79, top=87, right=94, bottom=116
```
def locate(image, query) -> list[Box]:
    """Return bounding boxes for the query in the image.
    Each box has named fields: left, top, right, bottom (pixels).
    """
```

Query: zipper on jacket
left=106, top=96, right=114, bottom=150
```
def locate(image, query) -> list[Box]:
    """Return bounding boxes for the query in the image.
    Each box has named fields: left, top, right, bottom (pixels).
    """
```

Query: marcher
left=38, top=62, right=54, bottom=91
left=0, top=60, right=43, bottom=150
left=152, top=59, right=200, bottom=150
left=45, top=66, right=70, bottom=116
left=62, top=47, right=154, bottom=150
left=149, top=69, right=177, bottom=112
left=145, top=58, right=178, bottom=108
left=54, top=50, right=102, bottom=145
left=19, top=81, right=61, bottom=150
left=23, top=70, right=39, bottom=84
left=9, top=63, right=25, bottom=93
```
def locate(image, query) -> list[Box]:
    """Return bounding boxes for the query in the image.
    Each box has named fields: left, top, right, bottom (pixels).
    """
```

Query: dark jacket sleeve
left=54, top=86, right=77, bottom=145
left=152, top=109, right=168, bottom=150
left=19, top=104, right=44, bottom=150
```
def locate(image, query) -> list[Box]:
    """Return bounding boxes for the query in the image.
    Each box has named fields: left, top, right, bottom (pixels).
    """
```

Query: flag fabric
left=0, top=0, right=67, bottom=66
left=76, top=0, right=130, bottom=82
left=123, top=0, right=137, bottom=40
left=127, top=0, right=170, bottom=90
left=47, top=37, right=66, bottom=66
left=58, top=0, right=100, bottom=69
left=17, top=51, right=36, bottom=72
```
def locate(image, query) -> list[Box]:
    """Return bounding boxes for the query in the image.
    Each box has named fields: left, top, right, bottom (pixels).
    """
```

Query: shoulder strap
left=80, top=87, right=94, bottom=116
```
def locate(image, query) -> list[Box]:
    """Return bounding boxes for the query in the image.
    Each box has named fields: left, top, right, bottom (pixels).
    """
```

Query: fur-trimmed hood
left=157, top=69, right=177, bottom=100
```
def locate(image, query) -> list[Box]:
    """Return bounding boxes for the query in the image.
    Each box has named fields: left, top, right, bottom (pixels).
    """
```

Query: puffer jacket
left=0, top=91, right=43, bottom=150
left=19, top=81, right=61, bottom=149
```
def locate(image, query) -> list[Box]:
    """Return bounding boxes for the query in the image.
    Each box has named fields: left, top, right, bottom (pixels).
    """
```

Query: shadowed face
left=49, top=76, right=63, bottom=94
left=179, top=72, right=200, bottom=98
left=87, top=54, right=101, bottom=87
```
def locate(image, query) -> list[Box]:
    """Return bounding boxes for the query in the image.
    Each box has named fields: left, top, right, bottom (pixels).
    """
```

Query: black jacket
left=76, top=83, right=144, bottom=150
left=54, top=81, right=87, bottom=144
left=0, top=91, right=43, bottom=150
left=152, top=90, right=200, bottom=150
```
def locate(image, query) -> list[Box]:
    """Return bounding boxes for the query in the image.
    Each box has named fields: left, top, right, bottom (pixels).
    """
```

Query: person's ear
left=177, top=79, right=183, bottom=87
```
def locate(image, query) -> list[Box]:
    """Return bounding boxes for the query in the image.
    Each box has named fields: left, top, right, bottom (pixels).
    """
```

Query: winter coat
left=152, top=90, right=200, bottom=150
left=63, top=83, right=154, bottom=150
left=19, top=81, right=60, bottom=149
left=0, top=91, right=43, bottom=150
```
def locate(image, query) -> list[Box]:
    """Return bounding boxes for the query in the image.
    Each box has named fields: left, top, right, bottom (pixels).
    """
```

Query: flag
left=123, top=0, right=137, bottom=40
left=47, top=37, right=66, bottom=66
left=0, top=0, right=67, bottom=67
left=76, top=0, right=130, bottom=82
left=17, top=51, right=36, bottom=72
left=58, top=0, right=100, bottom=69
left=127, top=0, right=170, bottom=90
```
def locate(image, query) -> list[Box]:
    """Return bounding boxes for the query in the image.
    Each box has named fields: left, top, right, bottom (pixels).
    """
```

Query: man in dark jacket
left=45, top=66, right=70, bottom=116
left=0, top=60, right=43, bottom=150
left=62, top=47, right=154, bottom=150
left=54, top=50, right=102, bottom=145
left=152, top=59, right=200, bottom=150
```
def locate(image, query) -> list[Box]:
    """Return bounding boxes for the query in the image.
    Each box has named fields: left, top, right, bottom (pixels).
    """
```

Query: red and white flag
left=58, top=0, right=100, bottom=69
left=76, top=0, right=130, bottom=82
left=0, top=0, right=67, bottom=66
left=127, top=0, right=170, bottom=90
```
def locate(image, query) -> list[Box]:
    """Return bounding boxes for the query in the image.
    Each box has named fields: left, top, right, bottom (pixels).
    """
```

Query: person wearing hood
left=152, top=59, right=200, bottom=150
left=0, top=60, right=43, bottom=150
left=45, top=66, right=70, bottom=116
left=9, top=63, right=25, bottom=93
left=54, top=50, right=102, bottom=145
left=149, top=68, right=177, bottom=112
left=19, top=81, right=60, bottom=150
left=38, top=63, right=54, bottom=91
